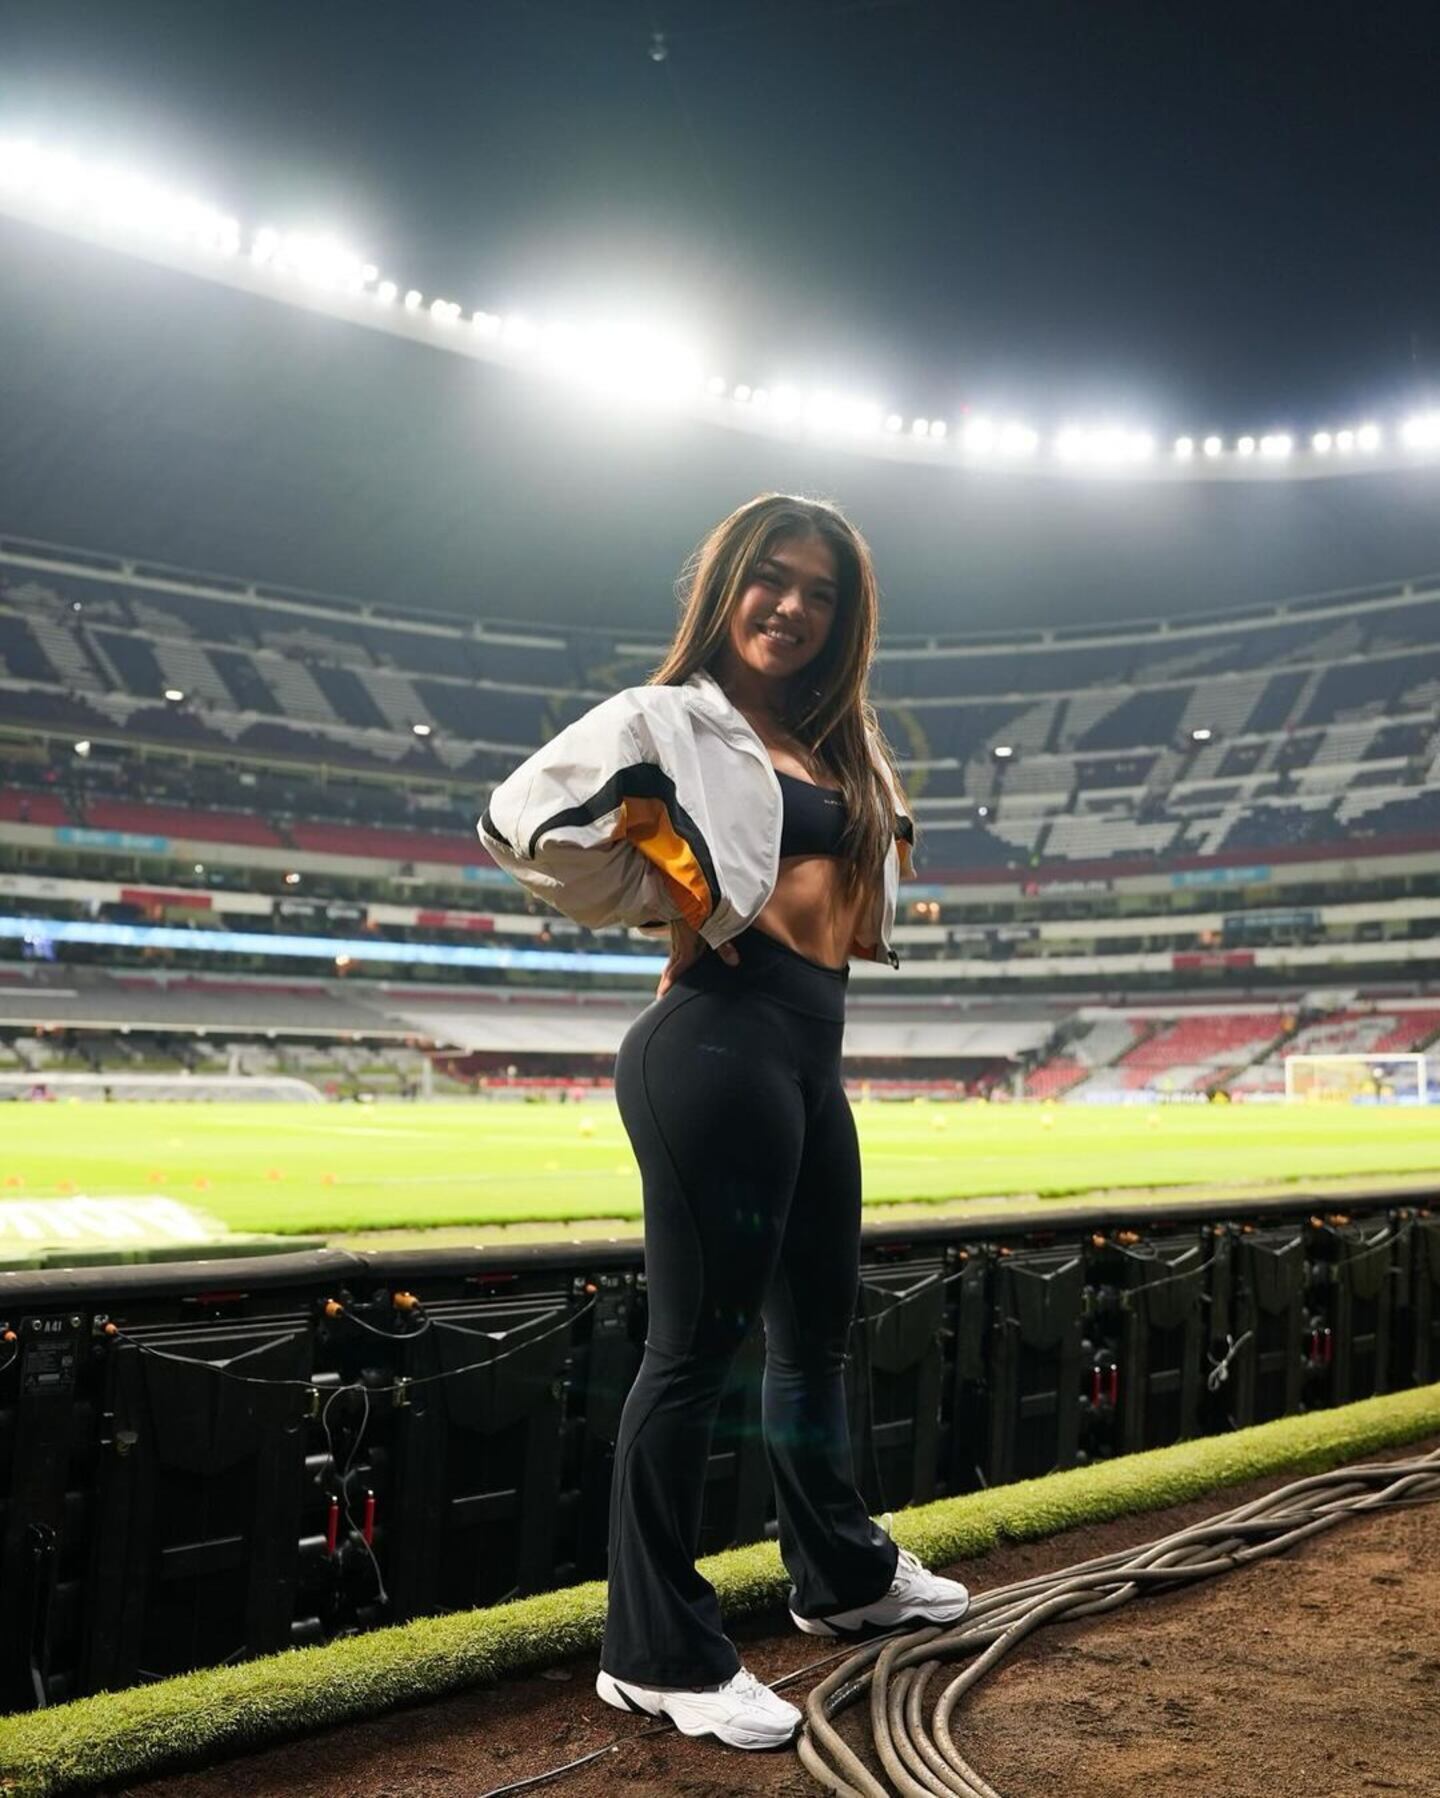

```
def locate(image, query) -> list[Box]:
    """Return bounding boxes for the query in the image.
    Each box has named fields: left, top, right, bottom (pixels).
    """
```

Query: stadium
left=1, top=7, right=1439, bottom=1796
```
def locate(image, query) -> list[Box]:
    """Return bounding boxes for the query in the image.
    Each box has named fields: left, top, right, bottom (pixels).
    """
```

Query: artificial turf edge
left=2, top=1382, right=1437, bottom=1796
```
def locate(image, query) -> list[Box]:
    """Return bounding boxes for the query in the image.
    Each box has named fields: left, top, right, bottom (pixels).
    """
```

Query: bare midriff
left=751, top=851, right=871, bottom=969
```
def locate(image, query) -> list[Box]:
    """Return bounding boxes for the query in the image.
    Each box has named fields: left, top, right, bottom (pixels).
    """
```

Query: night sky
left=4, top=0, right=1440, bottom=630
left=5, top=0, right=1440, bottom=435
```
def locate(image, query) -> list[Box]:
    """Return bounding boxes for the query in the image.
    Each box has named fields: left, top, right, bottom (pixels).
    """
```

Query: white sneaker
left=595, top=1664, right=802, bottom=1750
left=789, top=1545, right=971, bottom=1638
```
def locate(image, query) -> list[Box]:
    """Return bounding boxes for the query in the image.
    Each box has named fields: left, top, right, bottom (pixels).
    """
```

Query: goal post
left=1283, top=1053, right=1430, bottom=1105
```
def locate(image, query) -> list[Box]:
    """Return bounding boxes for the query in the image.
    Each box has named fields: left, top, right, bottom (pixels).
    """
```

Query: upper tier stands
left=3, top=542, right=1439, bottom=880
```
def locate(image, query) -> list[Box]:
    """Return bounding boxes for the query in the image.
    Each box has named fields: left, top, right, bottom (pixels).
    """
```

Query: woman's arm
left=478, top=694, right=667, bottom=928
left=477, top=691, right=712, bottom=937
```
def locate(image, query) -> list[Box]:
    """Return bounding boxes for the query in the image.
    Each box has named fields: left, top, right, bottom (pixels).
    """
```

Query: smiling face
left=722, top=532, right=839, bottom=698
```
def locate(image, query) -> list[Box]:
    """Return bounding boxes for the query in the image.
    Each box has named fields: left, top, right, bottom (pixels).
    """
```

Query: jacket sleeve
left=476, top=692, right=718, bottom=935
left=868, top=728, right=916, bottom=876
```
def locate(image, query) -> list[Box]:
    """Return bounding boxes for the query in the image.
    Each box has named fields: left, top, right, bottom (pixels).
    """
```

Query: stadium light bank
left=3, top=134, right=1440, bottom=485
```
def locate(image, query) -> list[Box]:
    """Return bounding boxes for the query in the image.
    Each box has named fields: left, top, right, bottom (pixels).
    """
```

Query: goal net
left=1284, top=1053, right=1431, bottom=1105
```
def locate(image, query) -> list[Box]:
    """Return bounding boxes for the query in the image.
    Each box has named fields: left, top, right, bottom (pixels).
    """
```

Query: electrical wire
left=475, top=1441, right=1440, bottom=1796
left=320, top=1381, right=389, bottom=1609
left=99, top=1294, right=597, bottom=1395
left=794, top=1444, right=1440, bottom=1797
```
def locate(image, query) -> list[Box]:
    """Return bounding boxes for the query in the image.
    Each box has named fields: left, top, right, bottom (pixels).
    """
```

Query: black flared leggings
left=600, top=923, right=898, bottom=1688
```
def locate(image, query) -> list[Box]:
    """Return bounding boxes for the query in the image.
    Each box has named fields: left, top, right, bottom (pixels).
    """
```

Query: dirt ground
left=118, top=1434, right=1440, bottom=1798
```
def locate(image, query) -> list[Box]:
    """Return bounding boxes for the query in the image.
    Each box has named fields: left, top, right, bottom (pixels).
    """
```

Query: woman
left=478, top=494, right=969, bottom=1752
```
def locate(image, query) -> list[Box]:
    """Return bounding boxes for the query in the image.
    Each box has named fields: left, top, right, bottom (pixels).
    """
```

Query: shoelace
left=730, top=1668, right=786, bottom=1707
left=891, top=1545, right=925, bottom=1585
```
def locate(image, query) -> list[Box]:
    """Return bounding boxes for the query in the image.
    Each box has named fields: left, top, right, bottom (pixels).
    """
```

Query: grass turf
left=2, top=1099, right=1439, bottom=1236
left=2, top=1383, right=1436, bottom=1797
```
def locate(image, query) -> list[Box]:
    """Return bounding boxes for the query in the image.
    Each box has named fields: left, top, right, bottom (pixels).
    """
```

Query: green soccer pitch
left=3, top=1098, right=1438, bottom=1239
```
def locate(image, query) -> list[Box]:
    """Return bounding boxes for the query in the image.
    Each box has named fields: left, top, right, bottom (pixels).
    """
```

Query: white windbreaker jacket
left=477, top=668, right=914, bottom=969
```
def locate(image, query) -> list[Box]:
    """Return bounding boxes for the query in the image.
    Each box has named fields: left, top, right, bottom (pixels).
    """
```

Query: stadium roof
left=5, top=3, right=1440, bottom=632
left=7, top=211, right=1440, bottom=636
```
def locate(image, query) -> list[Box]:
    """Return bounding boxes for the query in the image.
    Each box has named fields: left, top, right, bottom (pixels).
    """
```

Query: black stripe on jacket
left=486, top=763, right=722, bottom=917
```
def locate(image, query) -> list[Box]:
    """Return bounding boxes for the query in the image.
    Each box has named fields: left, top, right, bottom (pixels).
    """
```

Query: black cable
left=333, top=1306, right=433, bottom=1342
left=101, top=1296, right=598, bottom=1395
left=320, top=1382, right=389, bottom=1609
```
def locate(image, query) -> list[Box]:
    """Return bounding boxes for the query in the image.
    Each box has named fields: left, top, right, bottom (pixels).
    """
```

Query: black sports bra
left=775, top=767, right=848, bottom=859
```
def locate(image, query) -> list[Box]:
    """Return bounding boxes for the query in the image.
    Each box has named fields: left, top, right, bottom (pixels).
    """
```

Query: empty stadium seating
left=287, top=820, right=480, bottom=865
left=84, top=800, right=285, bottom=849
left=3, top=544, right=1439, bottom=883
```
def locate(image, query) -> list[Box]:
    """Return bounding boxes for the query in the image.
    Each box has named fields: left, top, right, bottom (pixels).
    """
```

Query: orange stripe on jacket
left=622, top=797, right=713, bottom=931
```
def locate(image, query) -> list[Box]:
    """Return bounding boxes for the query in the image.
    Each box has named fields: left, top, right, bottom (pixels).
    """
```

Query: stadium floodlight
left=411, top=722, right=432, bottom=737
left=73, top=739, right=91, bottom=757
left=993, top=744, right=1015, bottom=759
left=1191, top=726, right=1213, bottom=742
left=536, top=321, right=581, bottom=369
left=770, top=384, right=801, bottom=420
left=501, top=313, right=537, bottom=349
left=11, top=132, right=1440, bottom=483
left=572, top=322, right=706, bottom=409
left=1054, top=426, right=1155, bottom=466
left=163, top=687, right=184, bottom=702
left=0, top=138, right=239, bottom=255
left=963, top=415, right=1041, bottom=459
left=0, top=136, right=39, bottom=190
left=193, top=862, right=205, bottom=874
left=805, top=392, right=882, bottom=436
left=999, top=422, right=1039, bottom=458
left=248, top=229, right=374, bottom=289
left=977, top=804, right=990, bottom=817
left=284, top=871, right=301, bottom=886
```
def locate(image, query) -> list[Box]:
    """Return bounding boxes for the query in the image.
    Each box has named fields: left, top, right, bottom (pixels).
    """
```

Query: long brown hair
left=649, top=493, right=914, bottom=904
